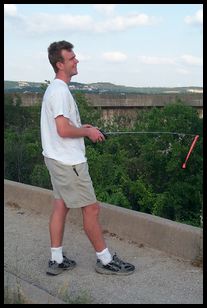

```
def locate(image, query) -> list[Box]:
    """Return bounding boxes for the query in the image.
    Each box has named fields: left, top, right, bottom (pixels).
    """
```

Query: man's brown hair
left=48, top=41, right=74, bottom=73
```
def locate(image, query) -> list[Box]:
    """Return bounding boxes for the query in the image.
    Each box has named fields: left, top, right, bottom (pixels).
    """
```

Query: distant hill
left=4, top=80, right=203, bottom=95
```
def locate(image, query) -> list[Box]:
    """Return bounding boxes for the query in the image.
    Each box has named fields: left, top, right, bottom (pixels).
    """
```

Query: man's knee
left=82, top=202, right=100, bottom=218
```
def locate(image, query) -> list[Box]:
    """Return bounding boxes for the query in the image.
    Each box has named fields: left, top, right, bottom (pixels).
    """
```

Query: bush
left=4, top=94, right=203, bottom=226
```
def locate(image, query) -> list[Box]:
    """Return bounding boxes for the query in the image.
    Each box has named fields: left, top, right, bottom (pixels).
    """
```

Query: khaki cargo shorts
left=44, top=157, right=97, bottom=208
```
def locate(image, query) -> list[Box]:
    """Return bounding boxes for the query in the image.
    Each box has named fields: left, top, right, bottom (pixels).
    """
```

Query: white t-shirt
left=40, top=79, right=87, bottom=165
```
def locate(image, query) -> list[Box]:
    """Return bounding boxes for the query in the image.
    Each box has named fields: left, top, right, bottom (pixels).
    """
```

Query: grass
left=58, top=281, right=93, bottom=304
left=4, top=282, right=93, bottom=304
left=4, top=285, right=29, bottom=304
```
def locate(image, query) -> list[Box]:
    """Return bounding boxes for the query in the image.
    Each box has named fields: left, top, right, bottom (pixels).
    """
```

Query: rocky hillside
left=4, top=80, right=203, bottom=95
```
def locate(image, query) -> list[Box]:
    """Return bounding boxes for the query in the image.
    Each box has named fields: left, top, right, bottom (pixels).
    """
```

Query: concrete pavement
left=4, top=202, right=203, bottom=304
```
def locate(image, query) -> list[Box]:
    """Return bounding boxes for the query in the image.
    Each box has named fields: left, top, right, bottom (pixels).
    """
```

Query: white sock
left=51, top=246, right=63, bottom=264
left=96, top=248, right=112, bottom=265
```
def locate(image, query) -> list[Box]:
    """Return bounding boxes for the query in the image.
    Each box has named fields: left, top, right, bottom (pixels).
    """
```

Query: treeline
left=4, top=80, right=203, bottom=94
left=4, top=93, right=203, bottom=227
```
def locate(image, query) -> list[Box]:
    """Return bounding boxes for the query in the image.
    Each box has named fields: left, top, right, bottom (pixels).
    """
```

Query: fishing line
left=99, top=130, right=199, bottom=169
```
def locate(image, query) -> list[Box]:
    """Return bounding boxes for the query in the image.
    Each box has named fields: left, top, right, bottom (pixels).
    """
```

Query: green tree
left=131, top=100, right=203, bottom=225
left=74, top=92, right=103, bottom=128
left=4, top=93, right=203, bottom=227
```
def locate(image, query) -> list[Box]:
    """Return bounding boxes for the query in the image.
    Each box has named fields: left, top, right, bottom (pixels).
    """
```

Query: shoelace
left=111, top=253, right=125, bottom=265
left=97, top=253, right=127, bottom=268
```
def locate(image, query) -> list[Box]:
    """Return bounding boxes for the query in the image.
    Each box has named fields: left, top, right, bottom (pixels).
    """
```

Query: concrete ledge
left=4, top=271, right=65, bottom=304
left=4, top=179, right=203, bottom=261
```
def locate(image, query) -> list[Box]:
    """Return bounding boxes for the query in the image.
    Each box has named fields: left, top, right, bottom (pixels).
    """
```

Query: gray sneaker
left=46, top=255, right=76, bottom=276
left=95, top=253, right=135, bottom=275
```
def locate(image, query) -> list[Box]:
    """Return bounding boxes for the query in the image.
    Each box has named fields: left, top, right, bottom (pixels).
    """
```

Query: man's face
left=59, top=49, right=79, bottom=77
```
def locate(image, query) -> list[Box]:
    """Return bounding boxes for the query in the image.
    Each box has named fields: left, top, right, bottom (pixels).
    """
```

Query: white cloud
left=4, top=4, right=17, bottom=16
left=102, top=52, right=127, bottom=62
left=138, top=54, right=203, bottom=67
left=181, top=54, right=202, bottom=66
left=93, top=4, right=116, bottom=16
left=7, top=10, right=157, bottom=35
left=184, top=9, right=203, bottom=26
left=95, top=13, right=156, bottom=32
left=138, top=56, right=175, bottom=65
left=75, top=53, right=91, bottom=61
left=20, top=13, right=94, bottom=34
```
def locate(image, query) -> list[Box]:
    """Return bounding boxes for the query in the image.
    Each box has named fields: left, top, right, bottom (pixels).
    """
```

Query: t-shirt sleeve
left=50, top=89, right=71, bottom=119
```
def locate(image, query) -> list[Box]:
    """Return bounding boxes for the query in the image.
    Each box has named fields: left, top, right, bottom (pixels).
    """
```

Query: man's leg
left=82, top=202, right=135, bottom=275
left=47, top=199, right=77, bottom=275
left=81, top=202, right=106, bottom=252
left=49, top=198, right=69, bottom=247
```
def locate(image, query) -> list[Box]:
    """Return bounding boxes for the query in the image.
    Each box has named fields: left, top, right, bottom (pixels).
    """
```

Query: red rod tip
left=182, top=163, right=186, bottom=169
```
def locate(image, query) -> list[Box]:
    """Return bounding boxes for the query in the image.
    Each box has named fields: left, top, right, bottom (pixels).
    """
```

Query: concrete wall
left=7, top=93, right=203, bottom=109
left=7, top=93, right=203, bottom=122
left=11, top=92, right=42, bottom=106
left=8, top=92, right=203, bottom=108
left=4, top=180, right=203, bottom=262
left=85, top=92, right=203, bottom=108
left=7, top=92, right=203, bottom=122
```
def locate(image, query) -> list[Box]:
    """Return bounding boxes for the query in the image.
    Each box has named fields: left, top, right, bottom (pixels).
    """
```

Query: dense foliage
left=4, top=93, right=203, bottom=227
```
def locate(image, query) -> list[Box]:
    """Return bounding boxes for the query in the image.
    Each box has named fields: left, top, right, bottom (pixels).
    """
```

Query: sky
left=4, top=4, right=203, bottom=87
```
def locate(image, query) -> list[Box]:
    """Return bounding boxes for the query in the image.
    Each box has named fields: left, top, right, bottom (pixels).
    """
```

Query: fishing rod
left=99, top=130, right=199, bottom=169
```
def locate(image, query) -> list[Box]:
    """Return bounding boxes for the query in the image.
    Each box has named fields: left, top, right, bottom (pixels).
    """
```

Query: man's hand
left=82, top=124, right=105, bottom=143
left=82, top=124, right=94, bottom=128
left=55, top=117, right=105, bottom=141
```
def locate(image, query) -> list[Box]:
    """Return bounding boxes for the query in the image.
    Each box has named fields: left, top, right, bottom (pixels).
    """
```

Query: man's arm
left=55, top=115, right=105, bottom=143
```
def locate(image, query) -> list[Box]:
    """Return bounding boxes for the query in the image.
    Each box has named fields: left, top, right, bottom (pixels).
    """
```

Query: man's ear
left=56, top=61, right=63, bottom=71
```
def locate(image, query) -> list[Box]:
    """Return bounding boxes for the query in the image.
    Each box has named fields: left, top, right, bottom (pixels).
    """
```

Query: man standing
left=40, top=40, right=135, bottom=276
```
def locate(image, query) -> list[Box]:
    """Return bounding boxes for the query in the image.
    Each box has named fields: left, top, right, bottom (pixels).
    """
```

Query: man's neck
left=55, top=72, right=71, bottom=84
